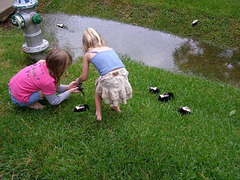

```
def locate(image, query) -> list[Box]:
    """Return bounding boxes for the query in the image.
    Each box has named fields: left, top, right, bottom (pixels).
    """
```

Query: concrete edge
left=0, top=6, right=15, bottom=23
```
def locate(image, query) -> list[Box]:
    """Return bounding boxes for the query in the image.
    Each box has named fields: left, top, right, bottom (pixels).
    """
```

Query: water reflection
left=174, top=40, right=240, bottom=87
left=41, top=13, right=240, bottom=88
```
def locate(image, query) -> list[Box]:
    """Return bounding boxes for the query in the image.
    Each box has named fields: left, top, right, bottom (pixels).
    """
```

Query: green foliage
left=0, top=29, right=240, bottom=179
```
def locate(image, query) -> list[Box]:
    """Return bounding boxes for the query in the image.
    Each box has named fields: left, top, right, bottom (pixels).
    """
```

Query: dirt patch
left=36, top=0, right=52, bottom=13
left=0, top=18, right=14, bottom=30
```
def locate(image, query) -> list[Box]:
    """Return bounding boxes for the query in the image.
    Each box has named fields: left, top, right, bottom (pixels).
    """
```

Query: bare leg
left=28, top=91, right=45, bottom=110
left=95, top=90, right=102, bottom=121
left=110, top=104, right=121, bottom=113
left=28, top=102, right=45, bottom=110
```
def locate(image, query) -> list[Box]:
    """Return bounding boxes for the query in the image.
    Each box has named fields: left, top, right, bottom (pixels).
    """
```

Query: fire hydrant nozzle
left=32, top=13, right=42, bottom=24
left=12, top=14, right=25, bottom=29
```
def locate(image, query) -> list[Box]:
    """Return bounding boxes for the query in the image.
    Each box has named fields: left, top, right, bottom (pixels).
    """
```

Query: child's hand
left=66, top=81, right=78, bottom=90
left=75, top=78, right=81, bottom=85
left=69, top=87, right=80, bottom=94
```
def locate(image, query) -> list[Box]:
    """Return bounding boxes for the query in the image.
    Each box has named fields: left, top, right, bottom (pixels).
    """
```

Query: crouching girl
left=8, top=48, right=80, bottom=109
left=76, top=28, right=132, bottom=121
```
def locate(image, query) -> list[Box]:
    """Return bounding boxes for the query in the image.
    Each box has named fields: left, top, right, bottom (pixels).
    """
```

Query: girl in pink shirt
left=8, top=48, right=80, bottom=109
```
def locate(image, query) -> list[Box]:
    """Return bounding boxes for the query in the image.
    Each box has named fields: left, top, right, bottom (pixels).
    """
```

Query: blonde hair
left=46, top=48, right=72, bottom=87
left=82, top=28, right=106, bottom=53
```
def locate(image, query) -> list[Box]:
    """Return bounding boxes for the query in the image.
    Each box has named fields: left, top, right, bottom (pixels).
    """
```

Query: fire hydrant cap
left=13, top=0, right=38, bottom=9
left=32, top=14, right=42, bottom=24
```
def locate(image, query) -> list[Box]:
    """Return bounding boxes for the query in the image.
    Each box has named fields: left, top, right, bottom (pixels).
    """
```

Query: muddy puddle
left=41, top=13, right=240, bottom=88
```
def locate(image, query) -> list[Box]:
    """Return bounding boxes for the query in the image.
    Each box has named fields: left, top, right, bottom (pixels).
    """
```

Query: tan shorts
left=95, top=68, right=132, bottom=107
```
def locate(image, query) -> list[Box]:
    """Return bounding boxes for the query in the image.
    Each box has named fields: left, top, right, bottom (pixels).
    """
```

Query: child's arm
left=45, top=87, right=79, bottom=106
left=77, top=53, right=90, bottom=84
left=56, top=81, right=78, bottom=93
left=56, top=84, right=67, bottom=93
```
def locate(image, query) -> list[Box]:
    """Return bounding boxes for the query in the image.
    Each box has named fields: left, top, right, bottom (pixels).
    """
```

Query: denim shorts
left=9, top=88, right=41, bottom=107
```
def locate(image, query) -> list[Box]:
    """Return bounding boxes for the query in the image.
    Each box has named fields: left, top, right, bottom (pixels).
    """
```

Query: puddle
left=41, top=13, right=240, bottom=88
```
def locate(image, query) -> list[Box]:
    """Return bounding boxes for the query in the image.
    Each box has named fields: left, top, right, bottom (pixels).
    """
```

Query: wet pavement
left=41, top=13, right=240, bottom=88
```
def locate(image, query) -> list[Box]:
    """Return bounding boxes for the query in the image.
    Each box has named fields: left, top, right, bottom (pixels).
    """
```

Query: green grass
left=38, top=0, right=240, bottom=49
left=0, top=28, right=240, bottom=179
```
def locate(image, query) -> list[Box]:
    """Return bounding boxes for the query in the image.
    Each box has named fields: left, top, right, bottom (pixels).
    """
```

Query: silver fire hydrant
left=11, top=0, right=49, bottom=61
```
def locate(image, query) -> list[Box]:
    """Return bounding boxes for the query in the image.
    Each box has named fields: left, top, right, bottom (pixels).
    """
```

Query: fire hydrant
left=11, top=0, right=49, bottom=61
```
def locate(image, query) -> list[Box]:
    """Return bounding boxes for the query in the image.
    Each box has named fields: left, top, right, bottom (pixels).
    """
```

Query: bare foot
left=28, top=102, right=45, bottom=110
left=110, top=104, right=121, bottom=113
left=95, top=112, right=102, bottom=121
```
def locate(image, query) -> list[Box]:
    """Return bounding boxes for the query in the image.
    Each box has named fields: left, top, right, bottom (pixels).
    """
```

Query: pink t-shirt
left=8, top=60, right=56, bottom=102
